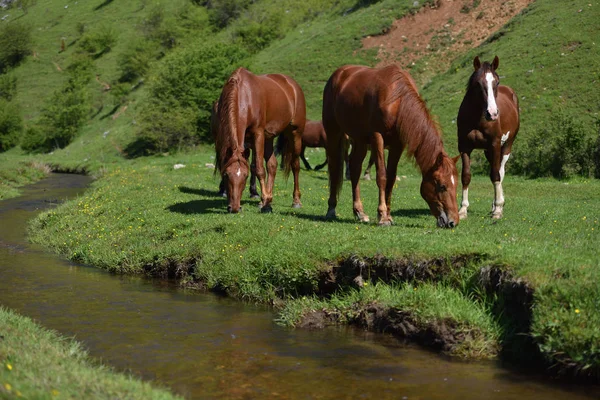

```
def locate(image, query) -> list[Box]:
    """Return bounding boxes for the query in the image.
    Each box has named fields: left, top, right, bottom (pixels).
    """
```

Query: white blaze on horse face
left=236, top=167, right=241, bottom=177
left=451, top=175, right=455, bottom=186
left=501, top=131, right=510, bottom=146
left=485, top=72, right=498, bottom=120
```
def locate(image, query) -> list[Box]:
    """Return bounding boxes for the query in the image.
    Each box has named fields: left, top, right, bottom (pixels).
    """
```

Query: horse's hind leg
left=350, top=136, right=369, bottom=223
left=363, top=149, right=375, bottom=181
left=459, top=150, right=473, bottom=219
left=300, top=145, right=312, bottom=170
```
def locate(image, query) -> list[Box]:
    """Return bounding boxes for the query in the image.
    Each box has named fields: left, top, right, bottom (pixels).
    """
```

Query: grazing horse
left=457, top=56, right=520, bottom=219
left=214, top=67, right=305, bottom=213
left=299, top=120, right=329, bottom=171
left=211, top=100, right=258, bottom=199
left=322, top=64, right=459, bottom=228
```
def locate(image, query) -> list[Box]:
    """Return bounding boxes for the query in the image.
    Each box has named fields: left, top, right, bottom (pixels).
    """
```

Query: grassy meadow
left=0, top=0, right=599, bottom=387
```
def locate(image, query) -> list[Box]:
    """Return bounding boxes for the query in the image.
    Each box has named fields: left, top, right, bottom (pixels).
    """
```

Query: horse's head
left=420, top=153, right=460, bottom=228
left=222, top=152, right=249, bottom=213
left=472, top=56, right=500, bottom=121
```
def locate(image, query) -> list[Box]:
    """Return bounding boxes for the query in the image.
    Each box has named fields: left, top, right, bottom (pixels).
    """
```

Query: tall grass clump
left=129, top=41, right=248, bottom=155
left=0, top=72, right=17, bottom=100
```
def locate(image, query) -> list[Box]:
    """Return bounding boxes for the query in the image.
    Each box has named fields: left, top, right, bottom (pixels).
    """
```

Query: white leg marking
left=499, top=153, right=510, bottom=182
left=501, top=131, right=510, bottom=146
left=459, top=187, right=469, bottom=219
left=492, top=181, right=504, bottom=218
left=486, top=72, right=498, bottom=119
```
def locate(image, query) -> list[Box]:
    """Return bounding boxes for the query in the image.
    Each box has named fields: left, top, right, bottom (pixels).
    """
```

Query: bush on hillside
left=21, top=59, right=92, bottom=153
left=78, top=25, right=118, bottom=57
left=0, top=73, right=17, bottom=101
left=0, top=21, right=33, bottom=72
left=233, top=11, right=282, bottom=53
left=118, top=39, right=158, bottom=82
left=205, top=0, right=253, bottom=29
left=132, top=41, right=248, bottom=155
left=0, top=99, right=22, bottom=152
left=512, top=112, right=596, bottom=179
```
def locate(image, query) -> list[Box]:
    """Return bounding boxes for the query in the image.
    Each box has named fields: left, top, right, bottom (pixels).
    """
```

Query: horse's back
left=324, top=64, right=405, bottom=135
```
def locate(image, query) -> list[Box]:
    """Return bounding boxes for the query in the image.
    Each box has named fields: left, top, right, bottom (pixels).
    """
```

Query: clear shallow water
left=0, top=173, right=598, bottom=399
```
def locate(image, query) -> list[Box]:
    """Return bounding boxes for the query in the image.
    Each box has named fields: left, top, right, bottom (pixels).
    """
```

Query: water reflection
left=0, top=173, right=597, bottom=399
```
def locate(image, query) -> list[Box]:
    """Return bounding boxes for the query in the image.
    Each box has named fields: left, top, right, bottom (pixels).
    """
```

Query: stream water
left=0, top=173, right=598, bottom=399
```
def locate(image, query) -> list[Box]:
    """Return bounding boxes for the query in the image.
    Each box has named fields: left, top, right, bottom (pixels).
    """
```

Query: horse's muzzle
left=485, top=110, right=499, bottom=121
left=437, top=211, right=456, bottom=229
left=227, top=205, right=242, bottom=213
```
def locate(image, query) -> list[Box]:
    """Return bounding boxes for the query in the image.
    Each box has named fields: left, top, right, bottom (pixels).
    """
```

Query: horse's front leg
left=488, top=142, right=504, bottom=219
left=459, top=150, right=472, bottom=219
left=372, top=132, right=391, bottom=226
left=262, top=138, right=277, bottom=213
left=291, top=129, right=303, bottom=208
left=249, top=149, right=259, bottom=199
left=253, top=130, right=270, bottom=212
left=350, top=137, right=369, bottom=223
left=384, top=145, right=402, bottom=225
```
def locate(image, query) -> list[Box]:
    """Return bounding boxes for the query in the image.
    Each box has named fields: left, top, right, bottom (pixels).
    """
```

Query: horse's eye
left=437, top=184, right=447, bottom=192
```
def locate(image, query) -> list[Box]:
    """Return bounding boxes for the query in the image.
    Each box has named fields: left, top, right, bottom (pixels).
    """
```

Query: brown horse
left=211, top=100, right=258, bottom=199
left=215, top=67, right=305, bottom=213
left=299, top=120, right=329, bottom=171
left=322, top=64, right=459, bottom=228
left=457, top=56, right=520, bottom=219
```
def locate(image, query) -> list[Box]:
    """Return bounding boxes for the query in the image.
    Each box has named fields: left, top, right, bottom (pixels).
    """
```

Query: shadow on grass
left=94, top=0, right=114, bottom=11
left=390, top=208, right=430, bottom=218
left=179, top=186, right=221, bottom=198
left=167, top=200, right=226, bottom=215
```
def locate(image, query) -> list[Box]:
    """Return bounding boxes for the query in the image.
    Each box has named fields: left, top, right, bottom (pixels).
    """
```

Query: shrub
left=206, top=0, right=252, bottom=29
left=0, top=72, right=17, bottom=101
left=0, top=21, right=33, bottom=71
left=133, top=41, right=248, bottom=154
left=512, top=112, right=596, bottom=179
left=78, top=25, right=118, bottom=57
left=117, top=39, right=158, bottom=82
left=0, top=99, right=22, bottom=152
left=233, top=11, right=282, bottom=53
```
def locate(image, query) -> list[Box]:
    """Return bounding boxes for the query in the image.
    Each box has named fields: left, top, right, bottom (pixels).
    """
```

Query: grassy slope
left=0, top=307, right=180, bottom=399
left=0, top=0, right=598, bottom=379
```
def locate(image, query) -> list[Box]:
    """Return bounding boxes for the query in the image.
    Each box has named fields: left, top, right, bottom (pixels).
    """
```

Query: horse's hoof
left=292, top=202, right=302, bottom=209
left=363, top=174, right=371, bottom=181
left=325, top=209, right=337, bottom=220
left=355, top=213, right=370, bottom=223
left=250, top=194, right=260, bottom=199
left=492, top=213, right=503, bottom=220
left=219, top=192, right=227, bottom=198
left=378, top=220, right=392, bottom=227
left=459, top=211, right=468, bottom=220
left=260, top=205, right=273, bottom=213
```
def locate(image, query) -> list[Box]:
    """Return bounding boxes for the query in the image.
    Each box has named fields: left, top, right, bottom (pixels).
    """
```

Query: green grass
left=0, top=307, right=180, bottom=399
left=0, top=150, right=49, bottom=200
left=27, top=147, right=600, bottom=373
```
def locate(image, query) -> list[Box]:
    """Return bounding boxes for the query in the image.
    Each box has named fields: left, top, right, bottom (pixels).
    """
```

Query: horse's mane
left=385, top=66, right=446, bottom=173
left=215, top=68, right=244, bottom=173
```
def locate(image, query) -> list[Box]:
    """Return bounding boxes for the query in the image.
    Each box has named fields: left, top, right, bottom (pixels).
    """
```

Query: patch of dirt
left=363, top=0, right=534, bottom=70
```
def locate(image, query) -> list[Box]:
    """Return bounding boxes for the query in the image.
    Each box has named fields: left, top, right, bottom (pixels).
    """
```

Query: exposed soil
left=363, top=0, right=534, bottom=71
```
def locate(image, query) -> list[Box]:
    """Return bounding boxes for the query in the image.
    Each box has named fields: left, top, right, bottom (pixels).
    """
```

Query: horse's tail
left=322, top=75, right=344, bottom=198
left=277, top=132, right=294, bottom=179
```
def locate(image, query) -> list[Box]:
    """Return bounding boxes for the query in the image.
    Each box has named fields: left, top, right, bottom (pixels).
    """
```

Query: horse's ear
left=452, top=155, right=460, bottom=165
left=492, top=56, right=499, bottom=71
left=473, top=56, right=481, bottom=71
